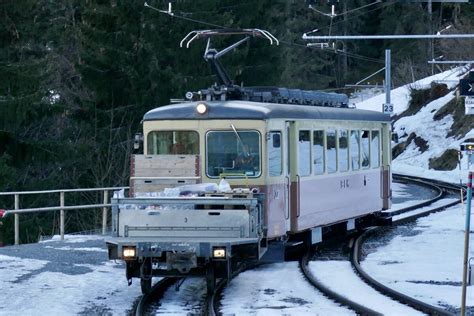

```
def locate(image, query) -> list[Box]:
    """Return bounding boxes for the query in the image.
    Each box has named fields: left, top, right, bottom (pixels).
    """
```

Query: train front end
left=106, top=101, right=267, bottom=293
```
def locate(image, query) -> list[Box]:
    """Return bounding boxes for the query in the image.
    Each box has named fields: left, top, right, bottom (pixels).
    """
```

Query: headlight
left=196, top=102, right=207, bottom=114
left=123, top=246, right=136, bottom=258
left=212, top=247, right=226, bottom=258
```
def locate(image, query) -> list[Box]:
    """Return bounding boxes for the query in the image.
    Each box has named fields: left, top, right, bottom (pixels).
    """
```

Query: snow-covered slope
left=356, top=67, right=465, bottom=114
left=356, top=67, right=474, bottom=183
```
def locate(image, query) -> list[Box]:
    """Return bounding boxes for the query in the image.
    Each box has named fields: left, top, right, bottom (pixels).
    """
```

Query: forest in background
left=1, top=0, right=474, bottom=244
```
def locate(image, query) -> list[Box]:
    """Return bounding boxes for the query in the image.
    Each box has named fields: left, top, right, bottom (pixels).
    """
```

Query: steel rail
left=299, top=251, right=381, bottom=315
left=208, top=278, right=227, bottom=316
left=348, top=174, right=464, bottom=316
left=393, top=173, right=466, bottom=195
left=390, top=174, right=466, bottom=223
left=388, top=174, right=445, bottom=216
left=208, top=262, right=260, bottom=316
left=135, top=277, right=177, bottom=316
left=352, top=229, right=454, bottom=316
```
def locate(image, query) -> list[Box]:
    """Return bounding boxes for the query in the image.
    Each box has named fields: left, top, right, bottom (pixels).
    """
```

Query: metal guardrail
left=0, top=186, right=128, bottom=245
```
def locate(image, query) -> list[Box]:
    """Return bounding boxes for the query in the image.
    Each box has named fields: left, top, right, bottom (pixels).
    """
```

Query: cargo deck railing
left=0, top=187, right=128, bottom=245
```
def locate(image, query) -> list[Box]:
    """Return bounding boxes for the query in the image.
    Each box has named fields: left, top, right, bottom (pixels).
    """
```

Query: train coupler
left=166, top=252, right=197, bottom=273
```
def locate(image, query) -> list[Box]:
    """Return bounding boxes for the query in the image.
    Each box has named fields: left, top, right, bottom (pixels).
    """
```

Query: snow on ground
left=363, top=206, right=474, bottom=311
left=309, top=261, right=422, bottom=315
left=0, top=69, right=472, bottom=314
left=221, top=262, right=352, bottom=315
left=0, top=235, right=141, bottom=315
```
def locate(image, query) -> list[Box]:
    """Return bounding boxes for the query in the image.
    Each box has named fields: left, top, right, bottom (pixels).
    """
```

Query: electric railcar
left=106, top=97, right=392, bottom=293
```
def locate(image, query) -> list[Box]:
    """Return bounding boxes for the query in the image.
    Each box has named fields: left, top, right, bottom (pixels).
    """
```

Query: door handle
left=296, top=175, right=300, bottom=218
left=285, top=176, right=290, bottom=220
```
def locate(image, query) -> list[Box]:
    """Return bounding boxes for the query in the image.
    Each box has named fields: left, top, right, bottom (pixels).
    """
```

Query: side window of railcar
left=206, top=130, right=261, bottom=178
left=298, top=130, right=311, bottom=176
left=268, top=131, right=282, bottom=177
left=147, top=131, right=199, bottom=155
left=326, top=129, right=337, bottom=173
left=371, top=130, right=380, bottom=168
left=361, top=130, right=370, bottom=169
left=313, top=130, right=325, bottom=175
left=338, top=129, right=349, bottom=172
left=350, top=130, right=360, bottom=170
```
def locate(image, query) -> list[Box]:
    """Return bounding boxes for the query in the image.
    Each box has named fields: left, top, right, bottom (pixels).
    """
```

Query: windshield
left=147, top=131, right=199, bottom=155
left=206, top=130, right=261, bottom=178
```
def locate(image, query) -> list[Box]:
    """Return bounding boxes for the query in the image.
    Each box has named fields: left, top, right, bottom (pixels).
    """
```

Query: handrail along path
left=0, top=186, right=128, bottom=244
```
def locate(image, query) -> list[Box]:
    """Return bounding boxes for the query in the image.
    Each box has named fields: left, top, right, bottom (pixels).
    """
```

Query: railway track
left=299, top=174, right=463, bottom=315
left=134, top=277, right=177, bottom=315
left=207, top=278, right=227, bottom=316
left=352, top=230, right=453, bottom=315
left=390, top=173, right=465, bottom=222
left=136, top=263, right=254, bottom=315
left=136, top=174, right=465, bottom=315
left=300, top=249, right=383, bottom=315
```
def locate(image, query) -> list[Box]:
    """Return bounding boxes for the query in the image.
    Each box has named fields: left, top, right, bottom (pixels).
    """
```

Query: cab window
left=147, top=131, right=199, bottom=155
left=206, top=130, right=261, bottom=178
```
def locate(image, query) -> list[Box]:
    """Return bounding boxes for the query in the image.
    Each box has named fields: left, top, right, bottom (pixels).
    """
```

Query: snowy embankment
left=357, top=67, right=473, bottom=184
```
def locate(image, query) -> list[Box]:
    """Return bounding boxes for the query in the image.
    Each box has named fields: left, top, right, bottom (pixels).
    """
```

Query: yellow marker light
left=196, top=102, right=207, bottom=114
left=123, top=246, right=136, bottom=258
left=213, top=247, right=226, bottom=258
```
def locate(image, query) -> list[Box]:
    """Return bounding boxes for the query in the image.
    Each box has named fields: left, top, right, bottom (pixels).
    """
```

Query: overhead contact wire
left=144, top=3, right=385, bottom=64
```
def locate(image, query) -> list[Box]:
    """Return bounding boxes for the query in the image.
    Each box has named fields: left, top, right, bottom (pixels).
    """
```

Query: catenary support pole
left=385, top=49, right=391, bottom=111
left=461, top=172, right=472, bottom=316
left=102, top=190, right=109, bottom=235
left=459, top=151, right=464, bottom=204
left=14, top=194, right=19, bottom=245
left=60, top=191, right=65, bottom=241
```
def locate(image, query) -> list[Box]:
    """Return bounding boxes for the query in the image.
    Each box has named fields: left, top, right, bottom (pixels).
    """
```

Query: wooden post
left=14, top=194, right=19, bottom=245
left=60, top=192, right=65, bottom=241
left=102, top=190, right=109, bottom=235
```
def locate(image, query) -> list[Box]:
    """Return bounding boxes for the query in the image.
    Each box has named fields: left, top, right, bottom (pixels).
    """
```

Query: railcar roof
left=143, top=101, right=390, bottom=122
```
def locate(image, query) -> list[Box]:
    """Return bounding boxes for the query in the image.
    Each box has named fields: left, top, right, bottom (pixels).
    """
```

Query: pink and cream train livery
left=106, top=86, right=392, bottom=294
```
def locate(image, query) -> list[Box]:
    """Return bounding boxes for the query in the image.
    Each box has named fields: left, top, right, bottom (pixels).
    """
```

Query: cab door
left=381, top=123, right=392, bottom=209
left=266, top=122, right=291, bottom=237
